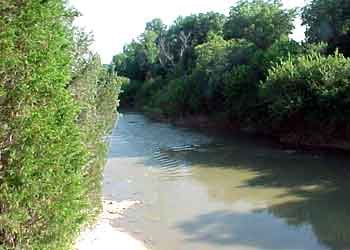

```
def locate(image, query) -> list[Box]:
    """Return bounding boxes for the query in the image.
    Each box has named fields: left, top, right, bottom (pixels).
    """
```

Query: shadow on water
left=172, top=144, right=350, bottom=250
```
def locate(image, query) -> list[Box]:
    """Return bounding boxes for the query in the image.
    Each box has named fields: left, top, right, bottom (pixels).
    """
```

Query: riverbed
left=104, top=112, right=350, bottom=250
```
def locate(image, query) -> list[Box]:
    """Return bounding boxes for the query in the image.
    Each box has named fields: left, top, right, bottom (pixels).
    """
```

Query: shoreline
left=139, top=109, right=350, bottom=153
left=75, top=200, right=148, bottom=250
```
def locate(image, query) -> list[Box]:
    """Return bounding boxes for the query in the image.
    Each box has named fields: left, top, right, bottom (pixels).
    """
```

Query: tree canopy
left=302, top=0, right=350, bottom=56
left=224, top=0, right=297, bottom=49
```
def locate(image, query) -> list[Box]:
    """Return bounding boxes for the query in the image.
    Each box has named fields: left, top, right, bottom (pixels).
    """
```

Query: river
left=104, top=112, right=350, bottom=250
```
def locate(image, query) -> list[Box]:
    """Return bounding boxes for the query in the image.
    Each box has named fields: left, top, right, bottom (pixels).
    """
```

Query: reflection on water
left=104, top=113, right=350, bottom=250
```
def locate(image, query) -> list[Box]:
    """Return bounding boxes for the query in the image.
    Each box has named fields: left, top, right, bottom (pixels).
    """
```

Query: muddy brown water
left=104, top=112, right=350, bottom=250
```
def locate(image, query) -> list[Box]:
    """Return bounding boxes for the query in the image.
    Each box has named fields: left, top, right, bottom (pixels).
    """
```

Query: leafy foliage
left=193, top=34, right=263, bottom=116
left=0, top=1, right=121, bottom=249
left=224, top=0, right=297, bottom=49
left=302, top=0, right=350, bottom=56
left=261, top=52, right=350, bottom=137
left=148, top=77, right=189, bottom=116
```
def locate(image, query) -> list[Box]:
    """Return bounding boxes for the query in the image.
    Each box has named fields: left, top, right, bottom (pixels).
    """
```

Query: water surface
left=104, top=113, right=350, bottom=250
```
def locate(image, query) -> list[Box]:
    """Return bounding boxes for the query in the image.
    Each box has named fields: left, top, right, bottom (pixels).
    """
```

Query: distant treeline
left=113, top=0, right=350, bottom=147
left=0, top=1, right=123, bottom=249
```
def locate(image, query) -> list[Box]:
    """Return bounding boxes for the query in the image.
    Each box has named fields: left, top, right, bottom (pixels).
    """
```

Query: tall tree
left=145, top=18, right=167, bottom=37
left=224, top=0, right=297, bottom=49
left=165, top=12, right=227, bottom=70
left=302, top=0, right=350, bottom=56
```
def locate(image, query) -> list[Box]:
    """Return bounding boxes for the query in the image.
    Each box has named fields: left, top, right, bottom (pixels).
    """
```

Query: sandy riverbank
left=75, top=200, right=148, bottom=250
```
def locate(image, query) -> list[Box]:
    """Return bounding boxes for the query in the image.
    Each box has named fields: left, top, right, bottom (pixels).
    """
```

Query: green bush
left=70, top=48, right=123, bottom=221
left=119, top=79, right=142, bottom=107
left=135, top=78, right=163, bottom=107
left=223, top=65, right=261, bottom=121
left=263, top=38, right=303, bottom=71
left=0, top=1, right=121, bottom=249
left=184, top=71, right=209, bottom=114
left=147, top=77, right=189, bottom=116
left=261, top=51, right=350, bottom=136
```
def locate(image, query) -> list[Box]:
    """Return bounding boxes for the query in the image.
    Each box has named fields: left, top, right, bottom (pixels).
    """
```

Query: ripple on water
left=147, top=147, right=193, bottom=180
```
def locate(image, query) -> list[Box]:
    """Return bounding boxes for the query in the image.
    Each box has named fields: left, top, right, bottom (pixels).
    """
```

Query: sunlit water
left=104, top=112, right=350, bottom=250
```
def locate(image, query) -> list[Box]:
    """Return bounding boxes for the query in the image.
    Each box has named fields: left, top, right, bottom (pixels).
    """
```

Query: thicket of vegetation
left=114, top=0, right=350, bottom=145
left=0, top=1, right=122, bottom=249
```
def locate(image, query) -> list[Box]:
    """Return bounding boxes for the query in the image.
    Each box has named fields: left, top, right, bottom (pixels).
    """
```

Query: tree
left=139, top=31, right=160, bottom=66
left=117, top=41, right=149, bottom=80
left=302, top=0, right=350, bottom=56
left=224, top=0, right=297, bottom=49
left=145, top=18, right=167, bottom=37
left=193, top=34, right=234, bottom=108
left=193, top=34, right=263, bottom=116
left=165, top=12, right=227, bottom=70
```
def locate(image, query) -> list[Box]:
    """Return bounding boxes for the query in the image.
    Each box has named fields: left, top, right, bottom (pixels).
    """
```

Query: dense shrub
left=0, top=1, right=121, bottom=249
left=263, top=38, right=304, bottom=70
left=148, top=77, right=189, bottom=116
left=223, top=65, right=261, bottom=121
left=184, top=71, right=212, bottom=114
left=135, top=78, right=163, bottom=107
left=96, top=71, right=124, bottom=132
left=70, top=39, right=123, bottom=220
left=261, top=52, right=350, bottom=136
left=119, top=79, right=142, bottom=107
